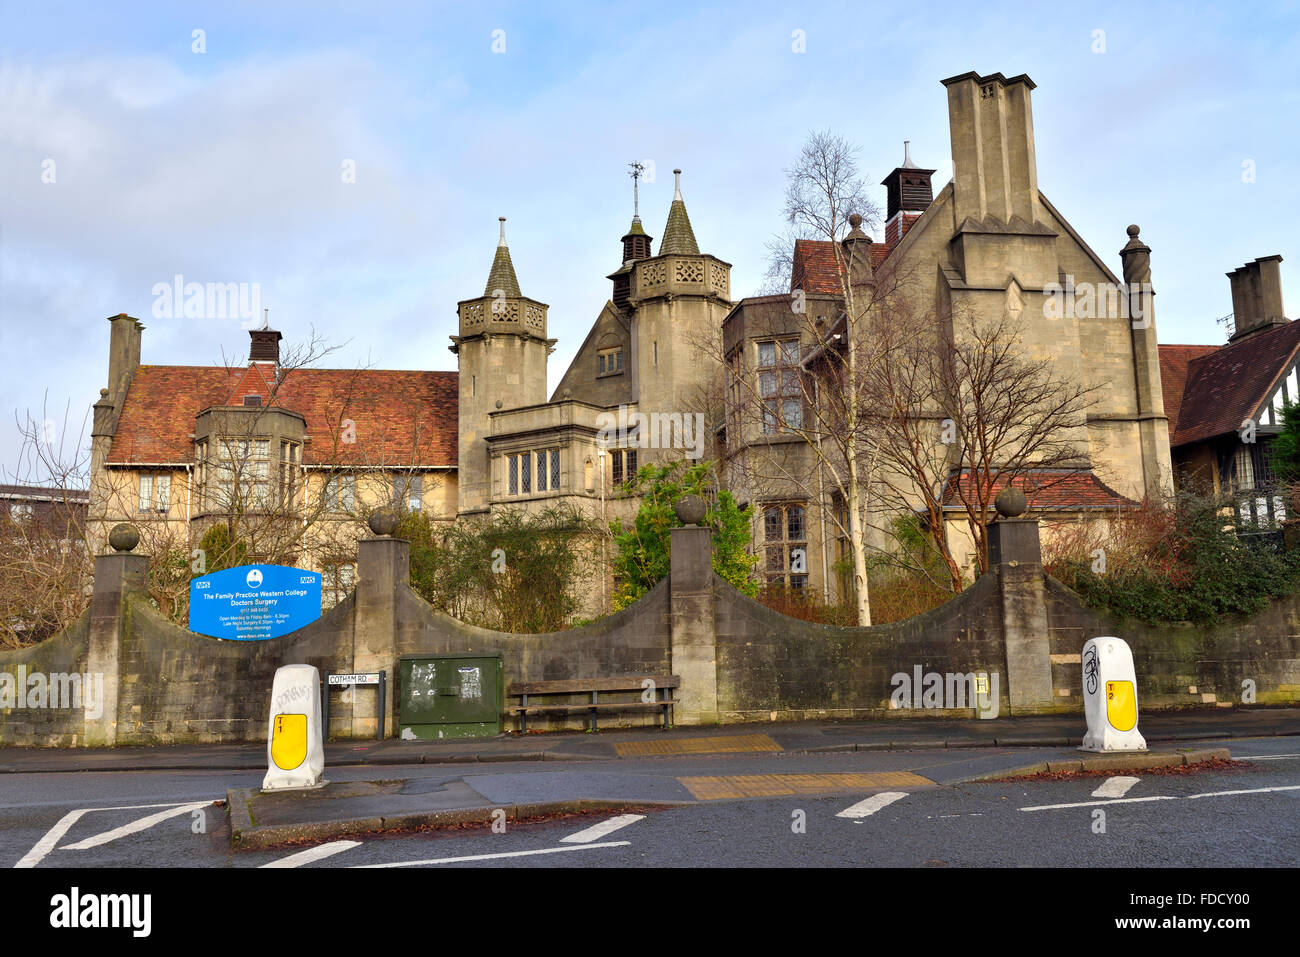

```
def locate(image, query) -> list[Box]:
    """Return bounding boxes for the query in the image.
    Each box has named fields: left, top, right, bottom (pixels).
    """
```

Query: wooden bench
left=507, top=675, right=680, bottom=732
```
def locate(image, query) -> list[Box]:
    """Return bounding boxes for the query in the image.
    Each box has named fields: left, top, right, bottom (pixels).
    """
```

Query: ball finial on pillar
left=994, top=487, right=1027, bottom=518
left=108, top=522, right=140, bottom=552
left=368, top=508, right=399, bottom=537
left=675, top=495, right=706, bottom=526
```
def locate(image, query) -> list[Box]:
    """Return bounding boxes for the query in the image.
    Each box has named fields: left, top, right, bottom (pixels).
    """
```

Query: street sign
left=328, top=673, right=380, bottom=686
left=188, top=564, right=322, bottom=641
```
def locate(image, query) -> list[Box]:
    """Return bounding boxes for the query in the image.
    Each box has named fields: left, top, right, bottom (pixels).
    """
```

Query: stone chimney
left=942, top=71, right=1043, bottom=229
left=105, top=313, right=143, bottom=422
left=1228, top=255, right=1287, bottom=342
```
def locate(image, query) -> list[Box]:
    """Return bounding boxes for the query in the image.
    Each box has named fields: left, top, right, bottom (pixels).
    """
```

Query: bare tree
left=717, top=130, right=896, bottom=625
left=858, top=303, right=1100, bottom=587
left=1, top=400, right=94, bottom=647
left=934, top=309, right=1099, bottom=575
left=3, top=327, right=458, bottom=643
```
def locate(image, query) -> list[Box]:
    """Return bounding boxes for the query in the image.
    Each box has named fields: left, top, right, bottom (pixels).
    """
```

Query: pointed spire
left=659, top=168, right=699, bottom=256
left=484, top=216, right=522, bottom=297
left=902, top=140, right=918, bottom=169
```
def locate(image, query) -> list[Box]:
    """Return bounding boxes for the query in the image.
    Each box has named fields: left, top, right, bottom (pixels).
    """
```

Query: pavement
left=1, top=706, right=1296, bottom=775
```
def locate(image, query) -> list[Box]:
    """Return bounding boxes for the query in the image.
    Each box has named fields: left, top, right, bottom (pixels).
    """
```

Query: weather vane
left=628, top=161, right=646, bottom=220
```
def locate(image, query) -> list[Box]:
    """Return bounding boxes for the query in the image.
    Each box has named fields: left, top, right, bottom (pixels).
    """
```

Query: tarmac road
left=3, top=736, right=1297, bottom=869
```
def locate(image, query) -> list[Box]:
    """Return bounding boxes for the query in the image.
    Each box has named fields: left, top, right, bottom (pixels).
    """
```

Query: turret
left=450, top=218, right=554, bottom=513
left=625, top=170, right=731, bottom=423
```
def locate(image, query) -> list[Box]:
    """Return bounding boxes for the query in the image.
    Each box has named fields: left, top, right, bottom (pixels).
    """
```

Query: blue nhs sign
left=189, top=564, right=322, bottom=640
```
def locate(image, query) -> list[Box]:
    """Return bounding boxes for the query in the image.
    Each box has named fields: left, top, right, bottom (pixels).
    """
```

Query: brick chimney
left=1227, top=255, right=1287, bottom=342
left=880, top=141, right=935, bottom=248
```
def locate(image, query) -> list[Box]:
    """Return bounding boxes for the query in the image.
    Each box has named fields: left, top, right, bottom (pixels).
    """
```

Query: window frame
left=761, top=501, right=809, bottom=590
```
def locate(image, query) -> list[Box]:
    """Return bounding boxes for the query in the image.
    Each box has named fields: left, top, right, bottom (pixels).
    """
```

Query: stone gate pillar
left=987, top=489, right=1055, bottom=714
left=354, top=510, right=409, bottom=738
left=85, top=524, right=149, bottom=746
left=669, top=496, right=718, bottom=725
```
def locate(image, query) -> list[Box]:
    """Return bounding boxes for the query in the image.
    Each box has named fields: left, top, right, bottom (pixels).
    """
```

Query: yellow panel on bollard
left=1080, top=637, right=1147, bottom=753
left=263, top=664, right=326, bottom=790
left=271, top=714, right=308, bottom=770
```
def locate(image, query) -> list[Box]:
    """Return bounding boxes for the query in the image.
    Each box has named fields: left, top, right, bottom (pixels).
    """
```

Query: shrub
left=400, top=505, right=596, bottom=633
left=1044, top=489, right=1300, bottom=623
left=609, top=460, right=758, bottom=610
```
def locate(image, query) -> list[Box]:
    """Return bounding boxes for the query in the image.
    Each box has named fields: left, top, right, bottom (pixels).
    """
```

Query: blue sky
left=2, top=0, right=1298, bottom=478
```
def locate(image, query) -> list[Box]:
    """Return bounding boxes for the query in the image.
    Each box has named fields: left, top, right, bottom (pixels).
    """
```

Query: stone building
left=722, top=71, right=1170, bottom=601
left=1159, top=254, right=1295, bottom=529
left=85, top=169, right=731, bottom=617
left=86, top=316, right=458, bottom=608
left=86, top=69, right=1185, bottom=618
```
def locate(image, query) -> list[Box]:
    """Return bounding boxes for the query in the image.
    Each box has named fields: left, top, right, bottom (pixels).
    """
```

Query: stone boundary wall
left=715, top=571, right=1008, bottom=721
left=2, top=520, right=1298, bottom=746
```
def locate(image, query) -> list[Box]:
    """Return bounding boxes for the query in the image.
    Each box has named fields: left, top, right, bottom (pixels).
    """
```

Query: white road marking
left=836, top=792, right=909, bottom=819
left=354, top=841, right=631, bottom=868
left=1243, top=753, right=1300, bottom=761
left=261, top=841, right=362, bottom=868
left=1186, top=784, right=1300, bottom=799
left=1022, top=796, right=1176, bottom=811
left=560, top=814, right=644, bottom=844
left=1092, top=776, right=1140, bottom=799
left=1022, top=783, right=1300, bottom=812
left=61, top=801, right=210, bottom=850
left=15, top=801, right=213, bottom=868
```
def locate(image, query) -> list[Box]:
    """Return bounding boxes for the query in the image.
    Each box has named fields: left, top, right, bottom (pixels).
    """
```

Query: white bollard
left=263, top=664, right=326, bottom=790
left=1080, top=637, right=1147, bottom=753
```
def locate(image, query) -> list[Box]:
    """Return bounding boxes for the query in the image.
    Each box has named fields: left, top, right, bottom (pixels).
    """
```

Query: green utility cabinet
left=397, top=653, right=503, bottom=739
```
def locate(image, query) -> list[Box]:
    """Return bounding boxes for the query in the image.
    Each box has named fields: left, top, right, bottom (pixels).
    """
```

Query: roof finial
left=498, top=216, right=507, bottom=247
left=628, top=162, right=645, bottom=222
left=902, top=140, right=917, bottom=169
left=673, top=168, right=682, bottom=202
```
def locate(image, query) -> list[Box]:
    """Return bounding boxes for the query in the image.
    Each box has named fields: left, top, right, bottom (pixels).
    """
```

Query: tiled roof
left=659, top=198, right=700, bottom=256
left=941, top=470, right=1137, bottom=511
left=485, top=245, right=522, bottom=298
left=1157, top=344, right=1219, bottom=438
left=790, top=239, right=891, bottom=294
left=1162, top=320, right=1300, bottom=448
left=0, top=483, right=89, bottom=503
left=106, top=365, right=458, bottom=468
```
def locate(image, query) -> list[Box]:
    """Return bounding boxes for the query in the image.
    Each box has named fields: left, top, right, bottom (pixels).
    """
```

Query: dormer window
left=598, top=348, right=624, bottom=377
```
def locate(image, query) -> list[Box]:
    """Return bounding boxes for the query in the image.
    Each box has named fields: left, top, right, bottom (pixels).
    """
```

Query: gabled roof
left=1160, top=320, right=1300, bottom=448
left=1157, top=344, right=1219, bottom=439
left=106, top=366, right=458, bottom=468
left=941, top=470, right=1137, bottom=511
left=790, top=239, right=891, bottom=294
